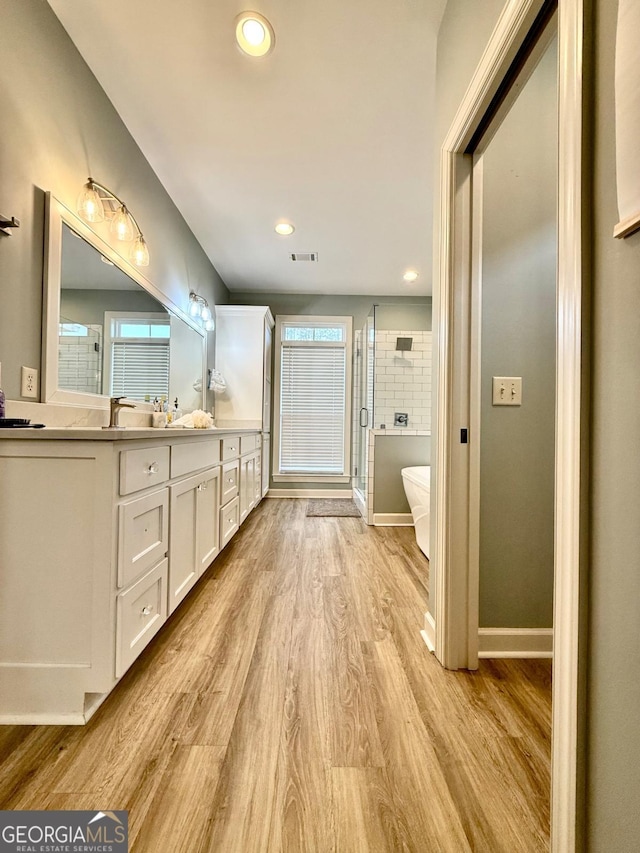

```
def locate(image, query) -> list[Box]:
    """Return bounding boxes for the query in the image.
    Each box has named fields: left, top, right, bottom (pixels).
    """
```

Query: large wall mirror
left=43, top=194, right=206, bottom=410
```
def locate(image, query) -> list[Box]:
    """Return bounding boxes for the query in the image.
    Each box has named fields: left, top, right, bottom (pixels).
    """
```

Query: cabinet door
left=118, top=488, right=168, bottom=588
left=262, top=435, right=271, bottom=496
left=239, top=455, right=254, bottom=524
left=253, top=451, right=262, bottom=503
left=222, top=460, right=240, bottom=504
left=196, top=467, right=220, bottom=575
left=169, top=474, right=200, bottom=613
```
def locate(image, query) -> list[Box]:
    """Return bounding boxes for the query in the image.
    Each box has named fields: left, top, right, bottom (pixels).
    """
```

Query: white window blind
left=111, top=340, right=170, bottom=400
left=280, top=345, right=346, bottom=474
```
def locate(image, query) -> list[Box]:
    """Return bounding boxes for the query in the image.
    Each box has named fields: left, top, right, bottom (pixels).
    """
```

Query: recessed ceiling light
left=403, top=269, right=419, bottom=282
left=275, top=222, right=295, bottom=236
left=235, top=12, right=275, bottom=57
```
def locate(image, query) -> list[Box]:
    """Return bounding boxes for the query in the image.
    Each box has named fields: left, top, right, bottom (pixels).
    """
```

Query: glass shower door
left=353, top=306, right=375, bottom=505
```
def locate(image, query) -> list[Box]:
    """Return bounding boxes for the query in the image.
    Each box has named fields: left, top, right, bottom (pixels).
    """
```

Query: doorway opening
left=430, top=1, right=585, bottom=850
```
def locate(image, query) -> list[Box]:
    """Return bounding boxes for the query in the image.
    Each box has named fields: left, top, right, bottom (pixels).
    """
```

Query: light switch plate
left=492, top=376, right=522, bottom=406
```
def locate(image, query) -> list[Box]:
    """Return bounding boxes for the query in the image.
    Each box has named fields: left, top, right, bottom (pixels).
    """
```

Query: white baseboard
left=478, top=628, right=553, bottom=659
left=372, top=513, right=413, bottom=526
left=266, top=488, right=353, bottom=499
left=352, top=488, right=367, bottom=518
left=421, top=611, right=436, bottom=653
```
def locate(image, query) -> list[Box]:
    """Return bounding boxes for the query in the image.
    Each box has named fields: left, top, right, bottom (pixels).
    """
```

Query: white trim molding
left=422, top=611, right=436, bottom=653
left=372, top=513, right=413, bottom=526
left=431, top=1, right=585, bottom=850
left=478, top=628, right=553, bottom=658
left=266, top=489, right=353, bottom=499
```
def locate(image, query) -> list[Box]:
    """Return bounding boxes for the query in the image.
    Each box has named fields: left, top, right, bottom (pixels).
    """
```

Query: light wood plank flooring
left=0, top=499, right=551, bottom=852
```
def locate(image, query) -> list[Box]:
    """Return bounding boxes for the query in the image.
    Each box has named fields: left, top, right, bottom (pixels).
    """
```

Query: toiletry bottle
left=173, top=398, right=182, bottom=421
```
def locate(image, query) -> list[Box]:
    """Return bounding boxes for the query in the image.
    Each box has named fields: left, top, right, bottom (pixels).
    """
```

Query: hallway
left=0, top=499, right=550, bottom=851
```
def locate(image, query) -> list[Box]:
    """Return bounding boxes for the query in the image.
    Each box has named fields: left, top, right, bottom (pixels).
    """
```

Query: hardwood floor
left=0, top=499, right=551, bottom=852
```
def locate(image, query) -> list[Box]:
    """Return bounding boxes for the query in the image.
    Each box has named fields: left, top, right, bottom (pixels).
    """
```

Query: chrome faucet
left=104, top=396, right=136, bottom=429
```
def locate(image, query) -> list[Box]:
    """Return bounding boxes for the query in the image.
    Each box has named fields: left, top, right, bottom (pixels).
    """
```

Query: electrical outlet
left=21, top=366, right=38, bottom=399
left=492, top=376, right=522, bottom=406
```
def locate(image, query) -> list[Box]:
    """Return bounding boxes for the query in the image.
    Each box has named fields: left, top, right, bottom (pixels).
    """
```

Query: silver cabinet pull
left=141, top=605, right=154, bottom=616
left=197, top=482, right=208, bottom=491
left=147, top=462, right=159, bottom=474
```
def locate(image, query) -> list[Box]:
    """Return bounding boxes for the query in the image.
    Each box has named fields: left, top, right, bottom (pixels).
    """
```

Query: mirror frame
left=43, top=193, right=207, bottom=409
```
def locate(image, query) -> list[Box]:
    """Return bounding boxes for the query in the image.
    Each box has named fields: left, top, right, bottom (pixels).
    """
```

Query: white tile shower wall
left=373, top=331, right=432, bottom=431
left=58, top=325, right=102, bottom=394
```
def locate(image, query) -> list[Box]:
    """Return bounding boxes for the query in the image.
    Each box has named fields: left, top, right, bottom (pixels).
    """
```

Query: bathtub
left=401, top=466, right=430, bottom=559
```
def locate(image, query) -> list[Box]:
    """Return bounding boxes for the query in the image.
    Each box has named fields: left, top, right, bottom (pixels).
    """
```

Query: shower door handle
left=359, top=407, right=369, bottom=428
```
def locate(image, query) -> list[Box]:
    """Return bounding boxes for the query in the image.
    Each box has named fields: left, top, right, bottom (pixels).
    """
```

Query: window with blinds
left=104, top=312, right=171, bottom=400
left=111, top=340, right=170, bottom=399
left=276, top=317, right=351, bottom=479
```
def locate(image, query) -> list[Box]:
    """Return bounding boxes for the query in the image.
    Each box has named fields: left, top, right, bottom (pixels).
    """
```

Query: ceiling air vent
left=290, top=252, right=318, bottom=262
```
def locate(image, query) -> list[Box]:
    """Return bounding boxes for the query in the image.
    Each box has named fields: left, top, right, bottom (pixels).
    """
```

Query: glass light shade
left=205, top=317, right=215, bottom=332
left=189, top=297, right=202, bottom=318
left=200, top=305, right=212, bottom=322
left=111, top=205, right=135, bottom=242
left=131, top=235, right=150, bottom=266
left=77, top=181, right=105, bottom=223
left=403, top=270, right=419, bottom=282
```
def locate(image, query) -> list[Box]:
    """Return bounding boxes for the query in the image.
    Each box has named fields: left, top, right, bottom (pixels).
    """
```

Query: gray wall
left=589, top=1, right=640, bottom=848
left=0, top=1, right=229, bottom=402
left=375, top=302, right=432, bottom=332
left=479, top=38, right=557, bottom=628
left=233, top=292, right=431, bottom=333
left=373, top=436, right=430, bottom=514
left=61, top=289, right=164, bottom=325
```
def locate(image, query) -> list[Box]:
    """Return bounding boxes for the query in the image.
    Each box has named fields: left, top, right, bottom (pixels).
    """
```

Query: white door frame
left=431, top=0, right=584, bottom=850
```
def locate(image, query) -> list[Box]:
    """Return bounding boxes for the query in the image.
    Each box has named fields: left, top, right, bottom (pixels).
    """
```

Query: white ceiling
left=48, top=0, right=446, bottom=297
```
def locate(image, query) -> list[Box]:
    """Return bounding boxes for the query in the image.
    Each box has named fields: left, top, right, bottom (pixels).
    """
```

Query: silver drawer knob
left=147, top=462, right=159, bottom=474
left=141, top=605, right=153, bottom=616
left=228, top=477, right=234, bottom=483
left=229, top=446, right=235, bottom=452
left=197, top=482, right=208, bottom=491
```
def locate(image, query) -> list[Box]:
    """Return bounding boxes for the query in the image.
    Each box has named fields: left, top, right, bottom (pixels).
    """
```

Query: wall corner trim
left=478, top=627, right=553, bottom=658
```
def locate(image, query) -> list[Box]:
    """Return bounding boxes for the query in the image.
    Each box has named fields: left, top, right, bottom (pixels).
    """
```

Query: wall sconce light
left=77, top=177, right=150, bottom=266
left=189, top=292, right=215, bottom=331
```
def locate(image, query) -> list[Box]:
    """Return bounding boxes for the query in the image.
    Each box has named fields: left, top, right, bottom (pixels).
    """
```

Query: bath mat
left=306, top=499, right=362, bottom=518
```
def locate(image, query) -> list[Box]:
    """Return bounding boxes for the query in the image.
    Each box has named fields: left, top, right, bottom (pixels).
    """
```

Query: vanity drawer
left=118, top=488, right=169, bottom=588
left=221, top=460, right=240, bottom=504
left=120, top=446, right=170, bottom=495
left=221, top=436, right=240, bottom=461
left=240, top=433, right=258, bottom=455
left=171, top=439, right=220, bottom=479
left=115, top=558, right=168, bottom=677
left=220, top=496, right=240, bottom=548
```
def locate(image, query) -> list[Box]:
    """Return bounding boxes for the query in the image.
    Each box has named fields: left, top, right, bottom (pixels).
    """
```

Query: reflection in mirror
left=54, top=219, right=205, bottom=408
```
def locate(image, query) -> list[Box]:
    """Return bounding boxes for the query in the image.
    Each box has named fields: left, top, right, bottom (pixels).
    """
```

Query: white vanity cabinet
left=239, top=433, right=262, bottom=524
left=214, top=305, right=274, bottom=498
left=0, top=427, right=260, bottom=725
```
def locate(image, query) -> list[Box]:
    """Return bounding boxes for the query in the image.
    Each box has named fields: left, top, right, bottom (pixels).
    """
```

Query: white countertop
left=0, top=426, right=261, bottom=440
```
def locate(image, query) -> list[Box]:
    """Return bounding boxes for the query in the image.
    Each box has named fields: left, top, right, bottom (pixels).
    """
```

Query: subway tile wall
left=373, top=330, right=432, bottom=431
left=58, top=325, right=102, bottom=394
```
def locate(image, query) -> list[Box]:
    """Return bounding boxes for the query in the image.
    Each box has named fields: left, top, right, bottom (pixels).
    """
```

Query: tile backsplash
left=373, top=330, right=432, bottom=431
